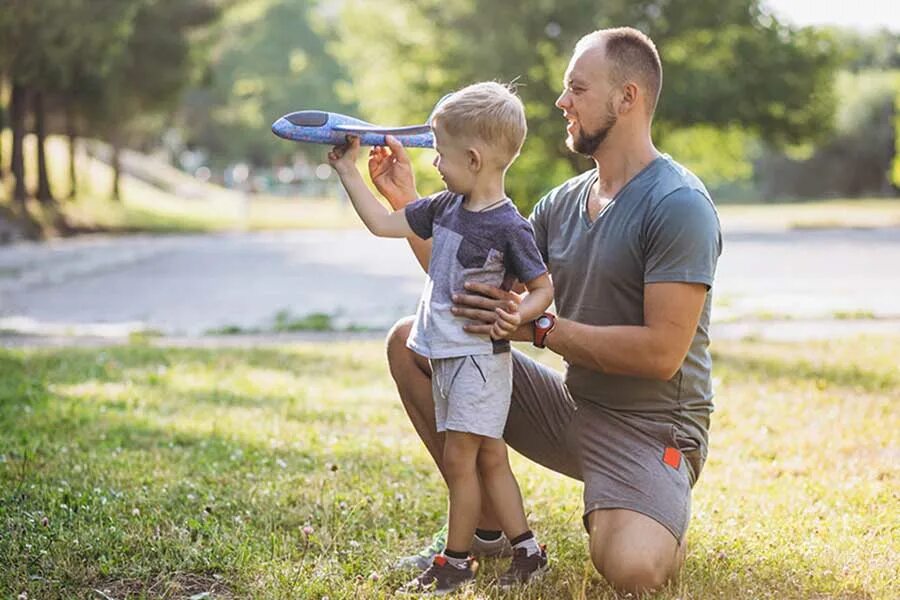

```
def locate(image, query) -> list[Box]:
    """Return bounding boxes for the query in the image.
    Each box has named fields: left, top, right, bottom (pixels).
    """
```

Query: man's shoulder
left=649, top=156, right=712, bottom=205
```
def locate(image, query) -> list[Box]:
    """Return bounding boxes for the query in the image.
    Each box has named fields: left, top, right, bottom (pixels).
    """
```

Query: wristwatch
left=532, top=312, right=557, bottom=348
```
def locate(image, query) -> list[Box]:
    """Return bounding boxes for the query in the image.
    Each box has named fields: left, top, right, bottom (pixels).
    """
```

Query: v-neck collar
left=580, top=155, right=664, bottom=228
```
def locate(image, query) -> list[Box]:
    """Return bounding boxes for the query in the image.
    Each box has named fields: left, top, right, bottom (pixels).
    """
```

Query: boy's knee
left=476, top=443, right=508, bottom=474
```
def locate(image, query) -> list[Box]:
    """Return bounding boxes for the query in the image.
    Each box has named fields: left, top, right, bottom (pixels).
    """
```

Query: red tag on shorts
left=663, top=447, right=681, bottom=469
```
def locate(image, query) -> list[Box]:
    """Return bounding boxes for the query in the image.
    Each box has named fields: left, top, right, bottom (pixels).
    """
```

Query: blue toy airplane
left=272, top=111, right=434, bottom=148
left=272, top=96, right=452, bottom=148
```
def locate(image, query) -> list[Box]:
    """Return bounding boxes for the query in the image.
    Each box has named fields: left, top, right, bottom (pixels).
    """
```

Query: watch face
left=536, top=316, right=552, bottom=328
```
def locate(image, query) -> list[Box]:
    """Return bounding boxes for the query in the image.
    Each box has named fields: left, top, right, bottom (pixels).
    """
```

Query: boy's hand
left=368, top=135, right=418, bottom=208
left=328, top=135, right=361, bottom=174
left=490, top=299, right=522, bottom=340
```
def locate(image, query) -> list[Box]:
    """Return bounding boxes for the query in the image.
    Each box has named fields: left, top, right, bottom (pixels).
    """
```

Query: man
left=368, top=27, right=722, bottom=594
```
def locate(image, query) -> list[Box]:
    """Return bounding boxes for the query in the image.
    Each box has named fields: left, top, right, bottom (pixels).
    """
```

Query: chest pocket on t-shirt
left=456, top=240, right=505, bottom=292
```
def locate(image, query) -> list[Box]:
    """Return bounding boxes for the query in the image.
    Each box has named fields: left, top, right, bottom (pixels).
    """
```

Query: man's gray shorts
left=430, top=352, right=512, bottom=439
left=504, top=350, right=705, bottom=542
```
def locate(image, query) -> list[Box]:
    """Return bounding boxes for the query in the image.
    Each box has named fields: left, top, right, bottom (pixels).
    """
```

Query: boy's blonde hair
left=430, top=81, right=527, bottom=167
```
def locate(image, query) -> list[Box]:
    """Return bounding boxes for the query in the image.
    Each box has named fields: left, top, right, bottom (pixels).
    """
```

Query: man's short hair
left=578, top=27, right=662, bottom=116
left=430, top=81, right=527, bottom=167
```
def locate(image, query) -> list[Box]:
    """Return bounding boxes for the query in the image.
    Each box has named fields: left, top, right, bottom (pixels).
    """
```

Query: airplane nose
left=271, top=117, right=292, bottom=139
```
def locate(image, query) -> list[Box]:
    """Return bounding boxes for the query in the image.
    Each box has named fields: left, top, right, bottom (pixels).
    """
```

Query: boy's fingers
left=384, top=135, right=410, bottom=163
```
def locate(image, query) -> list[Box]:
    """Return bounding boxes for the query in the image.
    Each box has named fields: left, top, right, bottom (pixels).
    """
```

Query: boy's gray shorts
left=430, top=352, right=512, bottom=439
left=502, top=350, right=706, bottom=543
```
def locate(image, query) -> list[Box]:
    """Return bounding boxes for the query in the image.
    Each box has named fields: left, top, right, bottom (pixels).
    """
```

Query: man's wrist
left=532, top=312, right=557, bottom=348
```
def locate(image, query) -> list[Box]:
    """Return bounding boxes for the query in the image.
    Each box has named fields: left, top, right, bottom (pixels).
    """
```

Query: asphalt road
left=2, top=227, right=899, bottom=340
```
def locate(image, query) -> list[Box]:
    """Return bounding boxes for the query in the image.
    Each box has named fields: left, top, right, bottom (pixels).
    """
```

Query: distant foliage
left=333, top=0, right=839, bottom=210
left=755, top=70, right=900, bottom=200
left=179, top=0, right=357, bottom=169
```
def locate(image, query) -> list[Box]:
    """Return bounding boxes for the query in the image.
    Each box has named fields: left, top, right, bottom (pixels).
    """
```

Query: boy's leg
left=386, top=319, right=508, bottom=535
left=442, top=430, right=484, bottom=554
left=476, top=438, right=528, bottom=539
left=478, top=437, right=549, bottom=587
left=398, top=429, right=483, bottom=595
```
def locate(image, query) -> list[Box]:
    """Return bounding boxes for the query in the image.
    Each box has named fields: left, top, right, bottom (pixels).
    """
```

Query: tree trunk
left=10, top=83, right=27, bottom=209
left=0, top=91, right=6, bottom=181
left=34, top=90, right=55, bottom=204
left=111, top=137, right=121, bottom=202
left=66, top=103, right=77, bottom=199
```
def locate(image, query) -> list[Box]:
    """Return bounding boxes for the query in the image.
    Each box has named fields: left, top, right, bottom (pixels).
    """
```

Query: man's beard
left=568, top=98, right=618, bottom=156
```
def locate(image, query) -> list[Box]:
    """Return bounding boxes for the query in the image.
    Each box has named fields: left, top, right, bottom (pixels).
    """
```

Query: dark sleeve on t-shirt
left=506, top=221, right=549, bottom=284
left=404, top=191, right=454, bottom=240
left=643, top=187, right=722, bottom=289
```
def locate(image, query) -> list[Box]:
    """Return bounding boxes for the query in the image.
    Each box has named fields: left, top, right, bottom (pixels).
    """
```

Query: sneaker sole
left=396, top=578, right=475, bottom=597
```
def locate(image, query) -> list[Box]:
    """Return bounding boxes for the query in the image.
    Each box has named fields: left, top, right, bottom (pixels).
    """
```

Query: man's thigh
left=576, top=402, right=693, bottom=542
left=504, top=350, right=582, bottom=479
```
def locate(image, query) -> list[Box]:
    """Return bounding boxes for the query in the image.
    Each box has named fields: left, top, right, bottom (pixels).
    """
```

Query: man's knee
left=587, top=510, right=682, bottom=595
left=385, top=316, right=429, bottom=376
left=593, top=547, right=674, bottom=595
left=385, top=316, right=415, bottom=361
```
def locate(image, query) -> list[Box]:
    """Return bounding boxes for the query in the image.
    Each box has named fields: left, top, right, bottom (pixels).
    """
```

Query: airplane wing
left=332, top=123, right=432, bottom=135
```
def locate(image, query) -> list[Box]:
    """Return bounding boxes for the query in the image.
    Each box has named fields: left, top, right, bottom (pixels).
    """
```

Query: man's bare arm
left=544, top=282, right=707, bottom=380
left=368, top=136, right=432, bottom=272
left=457, top=280, right=707, bottom=380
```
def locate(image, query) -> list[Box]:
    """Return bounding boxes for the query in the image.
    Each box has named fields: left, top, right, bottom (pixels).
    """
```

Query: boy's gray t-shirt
left=529, top=154, right=722, bottom=453
left=404, top=191, right=547, bottom=359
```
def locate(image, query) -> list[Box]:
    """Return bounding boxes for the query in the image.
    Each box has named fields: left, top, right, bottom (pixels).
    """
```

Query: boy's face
left=431, top=121, right=475, bottom=194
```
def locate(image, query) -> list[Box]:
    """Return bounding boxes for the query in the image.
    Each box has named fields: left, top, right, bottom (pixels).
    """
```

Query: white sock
left=441, top=551, right=470, bottom=569
left=512, top=534, right=541, bottom=557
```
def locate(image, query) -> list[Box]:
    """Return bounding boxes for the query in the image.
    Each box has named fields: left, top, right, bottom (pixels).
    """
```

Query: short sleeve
left=644, top=187, right=722, bottom=289
left=506, top=222, right=548, bottom=284
left=404, top=191, right=453, bottom=240
left=527, top=192, right=552, bottom=264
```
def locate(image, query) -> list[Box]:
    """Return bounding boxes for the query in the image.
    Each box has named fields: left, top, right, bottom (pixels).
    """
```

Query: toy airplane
left=272, top=110, right=434, bottom=148
left=272, top=96, right=452, bottom=148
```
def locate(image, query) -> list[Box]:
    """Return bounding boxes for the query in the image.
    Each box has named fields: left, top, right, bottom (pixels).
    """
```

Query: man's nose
left=555, top=90, right=569, bottom=110
left=432, top=155, right=439, bottom=168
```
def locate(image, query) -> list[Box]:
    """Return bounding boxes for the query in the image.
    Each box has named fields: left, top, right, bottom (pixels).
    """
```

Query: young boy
left=328, top=82, right=553, bottom=595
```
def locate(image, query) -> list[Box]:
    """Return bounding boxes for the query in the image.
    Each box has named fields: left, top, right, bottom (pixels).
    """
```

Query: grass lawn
left=1, top=337, right=897, bottom=599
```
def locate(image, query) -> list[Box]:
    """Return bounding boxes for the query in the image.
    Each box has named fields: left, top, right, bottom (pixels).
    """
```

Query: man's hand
left=368, top=135, right=418, bottom=208
left=452, top=282, right=531, bottom=342
left=328, top=135, right=361, bottom=175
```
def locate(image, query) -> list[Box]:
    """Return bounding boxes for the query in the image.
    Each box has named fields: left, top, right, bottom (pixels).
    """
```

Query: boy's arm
left=329, top=137, right=414, bottom=238
left=490, top=273, right=553, bottom=340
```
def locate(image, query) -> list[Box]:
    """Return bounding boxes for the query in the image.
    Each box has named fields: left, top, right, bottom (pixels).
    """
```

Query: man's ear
left=467, top=147, right=483, bottom=172
left=618, top=81, right=639, bottom=115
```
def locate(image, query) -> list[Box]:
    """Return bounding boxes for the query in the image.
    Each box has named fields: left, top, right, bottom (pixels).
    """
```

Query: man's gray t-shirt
left=530, top=154, right=722, bottom=454
left=405, top=191, right=547, bottom=359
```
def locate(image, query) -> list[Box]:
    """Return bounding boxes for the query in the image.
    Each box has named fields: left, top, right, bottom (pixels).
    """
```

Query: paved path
left=2, top=227, right=899, bottom=342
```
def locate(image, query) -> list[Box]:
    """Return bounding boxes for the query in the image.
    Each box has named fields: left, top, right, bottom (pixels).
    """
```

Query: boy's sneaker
left=397, top=555, right=477, bottom=596
left=471, top=531, right=513, bottom=558
left=393, top=525, right=511, bottom=570
left=393, top=523, right=448, bottom=571
left=498, top=545, right=548, bottom=588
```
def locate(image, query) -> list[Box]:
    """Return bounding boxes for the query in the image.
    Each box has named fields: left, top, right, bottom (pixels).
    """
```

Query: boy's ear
left=467, top=147, right=482, bottom=172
